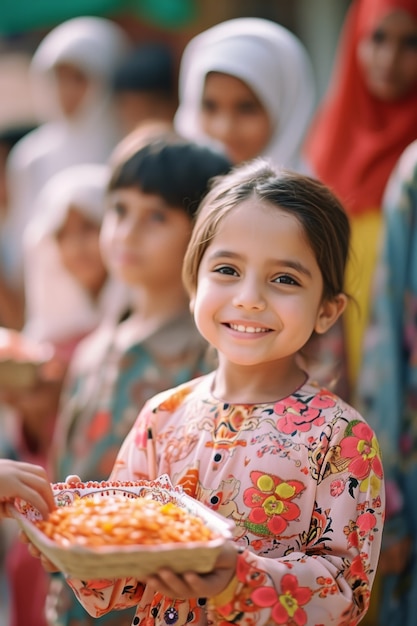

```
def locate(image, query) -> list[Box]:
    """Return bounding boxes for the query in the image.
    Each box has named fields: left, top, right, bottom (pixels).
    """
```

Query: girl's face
left=191, top=199, right=342, bottom=370
left=101, top=187, right=192, bottom=289
left=55, top=206, right=107, bottom=296
left=358, top=10, right=417, bottom=101
left=54, top=63, right=90, bottom=117
left=200, top=72, right=272, bottom=164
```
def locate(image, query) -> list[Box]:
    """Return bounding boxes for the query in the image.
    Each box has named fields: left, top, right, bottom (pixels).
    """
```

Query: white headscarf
left=23, top=164, right=127, bottom=343
left=3, top=17, right=130, bottom=284
left=174, top=17, right=316, bottom=171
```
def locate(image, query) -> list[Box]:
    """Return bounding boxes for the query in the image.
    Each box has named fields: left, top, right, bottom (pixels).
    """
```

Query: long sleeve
left=208, top=419, right=384, bottom=625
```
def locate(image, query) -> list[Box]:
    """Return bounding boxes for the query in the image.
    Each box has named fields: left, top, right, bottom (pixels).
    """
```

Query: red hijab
left=304, top=0, right=417, bottom=215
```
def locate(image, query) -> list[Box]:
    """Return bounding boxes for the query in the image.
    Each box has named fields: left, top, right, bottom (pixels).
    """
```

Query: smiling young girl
left=56, top=160, right=384, bottom=626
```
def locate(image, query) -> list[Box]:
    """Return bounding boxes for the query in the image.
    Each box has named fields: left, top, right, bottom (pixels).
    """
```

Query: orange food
left=35, top=496, right=215, bottom=548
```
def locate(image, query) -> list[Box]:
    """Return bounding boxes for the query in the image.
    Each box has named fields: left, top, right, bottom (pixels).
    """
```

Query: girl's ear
left=189, top=294, right=195, bottom=315
left=314, top=294, right=347, bottom=335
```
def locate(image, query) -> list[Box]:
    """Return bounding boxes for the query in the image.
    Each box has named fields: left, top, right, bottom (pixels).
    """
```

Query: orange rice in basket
left=35, top=495, right=216, bottom=548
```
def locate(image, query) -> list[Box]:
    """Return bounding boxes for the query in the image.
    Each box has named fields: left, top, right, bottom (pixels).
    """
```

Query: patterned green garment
left=358, top=140, right=417, bottom=626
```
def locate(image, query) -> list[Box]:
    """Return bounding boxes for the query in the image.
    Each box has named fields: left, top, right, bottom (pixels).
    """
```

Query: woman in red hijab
left=304, top=0, right=417, bottom=393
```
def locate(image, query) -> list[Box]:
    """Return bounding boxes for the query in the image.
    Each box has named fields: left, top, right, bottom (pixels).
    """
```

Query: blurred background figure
left=46, top=132, right=231, bottom=626
left=111, top=41, right=178, bottom=136
left=0, top=123, right=37, bottom=330
left=174, top=16, right=316, bottom=170
left=303, top=0, right=417, bottom=396
left=22, top=163, right=124, bottom=349
left=0, top=163, right=123, bottom=626
left=2, top=16, right=131, bottom=305
left=358, top=138, right=417, bottom=626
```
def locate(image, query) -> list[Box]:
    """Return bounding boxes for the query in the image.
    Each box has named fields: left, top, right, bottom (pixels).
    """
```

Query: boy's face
left=101, top=187, right=192, bottom=289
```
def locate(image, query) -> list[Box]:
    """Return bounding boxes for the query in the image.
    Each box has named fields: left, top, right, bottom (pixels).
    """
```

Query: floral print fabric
left=67, top=373, right=384, bottom=625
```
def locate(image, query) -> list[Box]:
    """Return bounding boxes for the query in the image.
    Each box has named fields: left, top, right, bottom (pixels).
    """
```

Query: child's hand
left=0, top=459, right=55, bottom=519
left=144, top=540, right=239, bottom=600
left=19, top=531, right=60, bottom=572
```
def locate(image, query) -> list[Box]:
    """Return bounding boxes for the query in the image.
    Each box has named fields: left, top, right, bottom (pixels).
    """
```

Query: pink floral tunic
left=67, top=373, right=385, bottom=626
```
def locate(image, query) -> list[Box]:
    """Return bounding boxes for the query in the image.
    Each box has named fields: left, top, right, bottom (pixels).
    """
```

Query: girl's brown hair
left=183, top=158, right=351, bottom=302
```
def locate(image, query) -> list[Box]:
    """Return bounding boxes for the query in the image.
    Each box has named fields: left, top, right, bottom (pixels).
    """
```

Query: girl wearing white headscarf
left=174, top=17, right=316, bottom=170
left=3, top=16, right=130, bottom=286
left=23, top=163, right=126, bottom=347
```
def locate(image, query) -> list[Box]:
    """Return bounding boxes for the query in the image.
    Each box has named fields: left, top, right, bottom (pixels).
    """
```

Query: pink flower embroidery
left=340, top=422, right=383, bottom=480
left=357, top=512, right=377, bottom=537
left=309, top=390, right=337, bottom=410
left=275, top=396, right=327, bottom=434
left=251, top=573, right=312, bottom=625
left=243, top=471, right=305, bottom=535
left=330, top=478, right=346, bottom=497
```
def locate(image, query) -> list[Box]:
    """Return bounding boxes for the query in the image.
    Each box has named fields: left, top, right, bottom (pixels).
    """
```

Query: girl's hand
left=20, top=531, right=60, bottom=572
left=144, top=540, right=239, bottom=600
left=0, top=459, right=55, bottom=519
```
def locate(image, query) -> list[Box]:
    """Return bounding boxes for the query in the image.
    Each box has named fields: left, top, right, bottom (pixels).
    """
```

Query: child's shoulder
left=301, top=380, right=367, bottom=423
left=147, top=373, right=212, bottom=413
left=68, top=321, right=116, bottom=372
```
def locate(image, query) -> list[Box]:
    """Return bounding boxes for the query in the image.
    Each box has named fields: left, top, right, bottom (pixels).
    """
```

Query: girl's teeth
left=231, top=324, right=267, bottom=333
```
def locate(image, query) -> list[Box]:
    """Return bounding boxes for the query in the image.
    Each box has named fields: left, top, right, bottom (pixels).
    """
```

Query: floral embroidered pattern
left=251, top=573, right=312, bottom=625
left=243, top=471, right=305, bottom=536
left=275, top=390, right=336, bottom=434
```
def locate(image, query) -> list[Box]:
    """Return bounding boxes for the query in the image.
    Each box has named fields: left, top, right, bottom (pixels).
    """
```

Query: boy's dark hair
left=108, top=137, right=232, bottom=217
left=112, top=43, right=176, bottom=97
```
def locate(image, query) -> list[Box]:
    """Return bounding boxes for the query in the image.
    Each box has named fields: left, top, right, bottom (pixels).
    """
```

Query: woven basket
left=10, top=475, right=234, bottom=579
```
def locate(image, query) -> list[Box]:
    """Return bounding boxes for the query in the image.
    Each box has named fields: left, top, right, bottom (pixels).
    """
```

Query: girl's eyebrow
left=278, top=259, right=312, bottom=278
left=207, top=250, right=240, bottom=260
left=207, top=250, right=312, bottom=278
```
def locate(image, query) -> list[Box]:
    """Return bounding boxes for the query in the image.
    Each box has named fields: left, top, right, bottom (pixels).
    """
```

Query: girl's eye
left=201, top=99, right=217, bottom=113
left=237, top=101, right=259, bottom=114
left=213, top=265, right=238, bottom=276
left=273, top=274, right=299, bottom=285
left=371, top=29, right=386, bottom=45
left=404, top=35, right=417, bottom=50
left=112, top=202, right=126, bottom=218
left=149, top=210, right=167, bottom=223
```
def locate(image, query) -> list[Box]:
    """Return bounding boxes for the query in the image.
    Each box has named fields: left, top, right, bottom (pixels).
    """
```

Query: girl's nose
left=379, top=41, right=400, bottom=72
left=232, top=279, right=266, bottom=311
left=119, top=216, right=141, bottom=242
left=211, top=112, right=235, bottom=141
